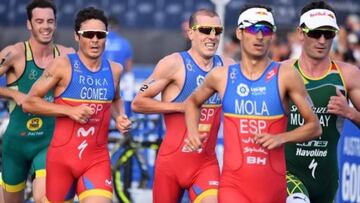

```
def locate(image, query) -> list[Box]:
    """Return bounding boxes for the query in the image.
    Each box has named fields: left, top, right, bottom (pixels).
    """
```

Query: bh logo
left=196, top=75, right=205, bottom=86
left=237, top=83, right=249, bottom=97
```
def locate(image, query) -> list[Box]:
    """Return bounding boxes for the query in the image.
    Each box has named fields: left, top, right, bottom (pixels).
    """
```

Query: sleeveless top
left=159, top=51, right=223, bottom=156
left=51, top=53, right=115, bottom=158
left=5, top=41, right=59, bottom=140
left=222, top=62, right=287, bottom=172
left=286, top=60, right=346, bottom=184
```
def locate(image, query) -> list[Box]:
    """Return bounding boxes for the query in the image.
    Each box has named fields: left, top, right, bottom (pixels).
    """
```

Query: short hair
left=300, top=1, right=336, bottom=28
left=239, top=4, right=273, bottom=16
left=301, top=1, right=336, bottom=15
left=74, top=7, right=108, bottom=32
left=26, top=0, right=57, bottom=21
left=188, top=9, right=219, bottom=28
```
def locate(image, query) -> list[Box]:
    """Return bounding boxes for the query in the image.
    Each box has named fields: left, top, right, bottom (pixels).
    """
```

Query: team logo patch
left=186, top=60, right=194, bottom=72
left=230, top=67, right=238, bottom=83
left=196, top=75, right=205, bottom=86
left=208, top=181, right=219, bottom=186
left=28, top=69, right=38, bottom=80
left=237, top=83, right=249, bottom=97
left=266, top=67, right=277, bottom=81
left=105, top=179, right=112, bottom=186
left=74, top=60, right=81, bottom=73
left=44, top=95, right=54, bottom=102
left=250, top=86, right=267, bottom=96
left=77, top=126, right=96, bottom=159
left=26, top=117, right=43, bottom=131
left=256, top=11, right=268, bottom=16
left=77, top=126, right=95, bottom=137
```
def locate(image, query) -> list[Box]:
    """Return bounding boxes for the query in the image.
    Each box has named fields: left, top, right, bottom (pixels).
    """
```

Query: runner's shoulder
left=55, top=44, right=75, bottom=55
left=280, top=59, right=297, bottom=68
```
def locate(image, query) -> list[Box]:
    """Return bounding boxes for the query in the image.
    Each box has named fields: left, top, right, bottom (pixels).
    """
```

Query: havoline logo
left=26, top=117, right=43, bottom=131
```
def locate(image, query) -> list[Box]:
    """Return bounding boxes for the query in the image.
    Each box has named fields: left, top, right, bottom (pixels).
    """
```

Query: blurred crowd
left=223, top=14, right=360, bottom=67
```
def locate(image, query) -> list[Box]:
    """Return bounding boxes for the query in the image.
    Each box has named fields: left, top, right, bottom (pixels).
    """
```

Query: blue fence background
left=1, top=0, right=359, bottom=29
left=337, top=120, right=360, bottom=203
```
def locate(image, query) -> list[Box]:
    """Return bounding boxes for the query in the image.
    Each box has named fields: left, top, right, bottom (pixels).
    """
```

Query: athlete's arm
left=221, top=55, right=237, bottom=67
left=131, top=53, right=184, bottom=114
left=0, top=45, right=16, bottom=76
left=328, top=62, right=360, bottom=127
left=185, top=67, right=225, bottom=150
left=0, top=44, right=27, bottom=104
left=110, top=61, right=131, bottom=134
left=22, top=57, right=93, bottom=123
left=255, top=64, right=322, bottom=149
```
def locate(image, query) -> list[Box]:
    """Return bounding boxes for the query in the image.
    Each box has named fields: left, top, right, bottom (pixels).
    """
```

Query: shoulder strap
left=24, top=41, right=33, bottom=61
left=53, top=45, right=60, bottom=57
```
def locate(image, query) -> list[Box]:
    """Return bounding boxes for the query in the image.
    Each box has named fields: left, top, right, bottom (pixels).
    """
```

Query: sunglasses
left=192, top=25, right=224, bottom=36
left=77, top=30, right=108, bottom=39
left=243, top=24, right=274, bottom=36
left=302, top=28, right=337, bottom=40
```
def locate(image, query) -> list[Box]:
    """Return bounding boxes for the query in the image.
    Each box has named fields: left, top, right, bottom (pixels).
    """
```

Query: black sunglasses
left=302, top=28, right=337, bottom=40
left=77, top=30, right=108, bottom=39
left=192, top=25, right=224, bottom=36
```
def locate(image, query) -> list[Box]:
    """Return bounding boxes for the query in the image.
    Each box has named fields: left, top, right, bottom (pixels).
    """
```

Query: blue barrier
left=337, top=120, right=360, bottom=203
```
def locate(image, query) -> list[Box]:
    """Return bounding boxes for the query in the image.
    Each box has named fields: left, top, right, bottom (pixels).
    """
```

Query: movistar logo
left=77, top=127, right=95, bottom=137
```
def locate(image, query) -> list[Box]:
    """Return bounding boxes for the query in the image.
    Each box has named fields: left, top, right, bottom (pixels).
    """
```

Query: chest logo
left=28, top=69, right=38, bottom=80
left=26, top=117, right=43, bottom=131
left=196, top=75, right=205, bottom=86
left=186, top=60, right=194, bottom=72
left=266, top=67, right=277, bottom=81
left=77, top=127, right=95, bottom=137
left=77, top=126, right=96, bottom=159
left=308, top=158, right=318, bottom=179
left=237, top=83, right=249, bottom=97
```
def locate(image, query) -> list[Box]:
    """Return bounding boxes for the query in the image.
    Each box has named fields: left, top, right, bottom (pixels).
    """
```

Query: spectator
left=103, top=16, right=134, bottom=117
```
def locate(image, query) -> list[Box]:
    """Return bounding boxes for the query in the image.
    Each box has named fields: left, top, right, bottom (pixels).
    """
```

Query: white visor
left=300, top=9, right=339, bottom=30
left=238, top=7, right=275, bottom=29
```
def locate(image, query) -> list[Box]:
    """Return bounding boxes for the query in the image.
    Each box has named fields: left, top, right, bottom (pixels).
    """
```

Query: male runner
left=285, top=1, right=360, bottom=203
left=131, top=9, right=234, bottom=203
left=185, top=5, right=322, bottom=203
left=0, top=0, right=73, bottom=202
left=22, top=7, right=131, bottom=203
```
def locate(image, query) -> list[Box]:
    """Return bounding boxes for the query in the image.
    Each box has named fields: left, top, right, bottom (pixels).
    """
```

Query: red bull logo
left=256, top=11, right=268, bottom=16
left=327, top=13, right=335, bottom=19
left=310, top=11, right=334, bottom=19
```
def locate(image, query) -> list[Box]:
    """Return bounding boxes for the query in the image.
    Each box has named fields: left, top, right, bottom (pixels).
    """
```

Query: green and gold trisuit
left=1, top=41, right=59, bottom=192
left=286, top=60, right=347, bottom=203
